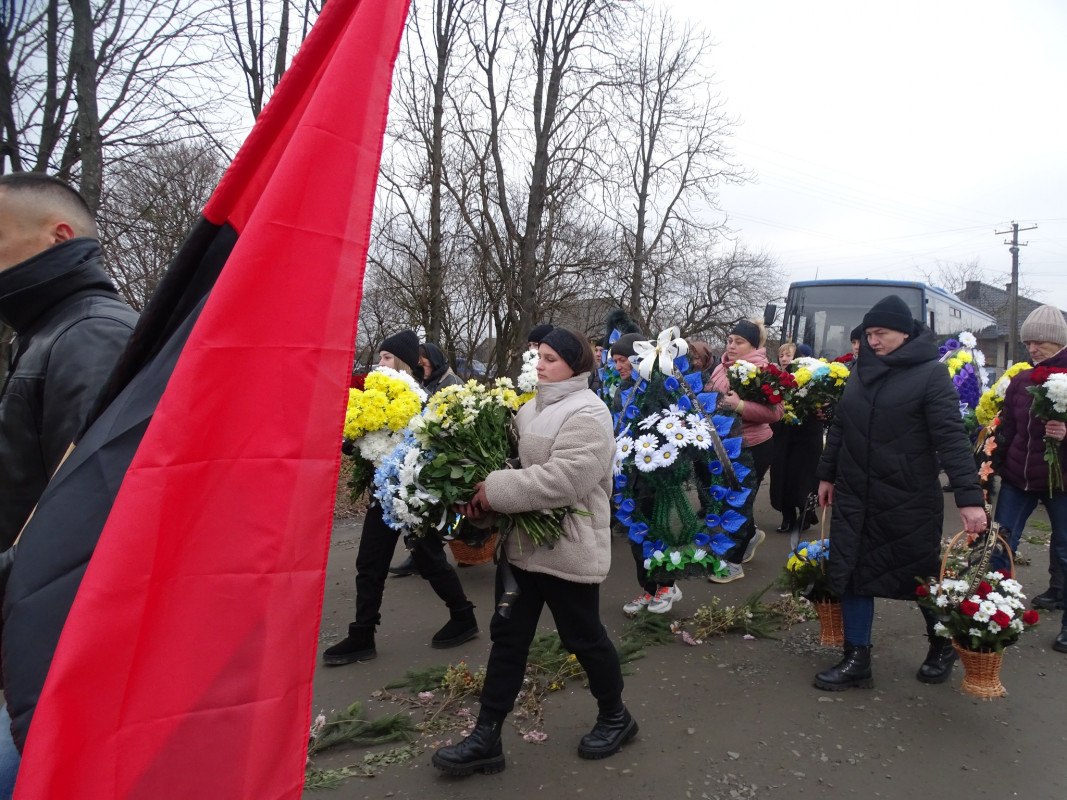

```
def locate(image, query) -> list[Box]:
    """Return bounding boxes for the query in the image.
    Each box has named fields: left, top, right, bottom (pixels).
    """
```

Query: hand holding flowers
left=726, top=360, right=796, bottom=406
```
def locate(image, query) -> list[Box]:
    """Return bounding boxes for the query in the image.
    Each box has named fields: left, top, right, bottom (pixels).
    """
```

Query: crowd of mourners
left=322, top=296, right=1067, bottom=778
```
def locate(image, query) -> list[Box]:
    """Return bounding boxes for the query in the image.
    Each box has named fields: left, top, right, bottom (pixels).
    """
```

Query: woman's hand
left=959, top=506, right=988, bottom=534
left=720, top=390, right=741, bottom=411
left=817, top=480, right=834, bottom=508
left=1046, top=420, right=1066, bottom=441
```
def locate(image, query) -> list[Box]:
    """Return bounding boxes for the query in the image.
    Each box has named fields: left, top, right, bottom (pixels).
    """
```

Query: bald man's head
left=0, top=173, right=98, bottom=272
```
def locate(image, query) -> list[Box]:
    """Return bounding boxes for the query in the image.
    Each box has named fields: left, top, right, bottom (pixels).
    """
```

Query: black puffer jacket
left=816, top=326, right=983, bottom=599
left=0, top=238, right=138, bottom=549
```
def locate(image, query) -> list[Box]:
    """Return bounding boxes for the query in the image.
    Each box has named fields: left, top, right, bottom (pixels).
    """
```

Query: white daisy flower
left=635, top=451, right=658, bottom=472
left=651, top=445, right=677, bottom=468
left=634, top=434, right=659, bottom=452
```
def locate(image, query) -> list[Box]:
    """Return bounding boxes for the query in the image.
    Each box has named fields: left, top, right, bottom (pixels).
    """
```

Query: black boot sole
left=916, top=666, right=955, bottom=684
left=323, top=648, right=377, bottom=666
left=432, top=626, right=479, bottom=649
left=431, top=752, right=506, bottom=775
left=577, top=718, right=639, bottom=759
left=813, top=675, right=873, bottom=691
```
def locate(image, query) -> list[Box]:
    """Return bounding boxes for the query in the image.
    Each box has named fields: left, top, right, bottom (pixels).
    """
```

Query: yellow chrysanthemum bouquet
left=342, top=368, right=427, bottom=497
left=785, top=357, right=851, bottom=425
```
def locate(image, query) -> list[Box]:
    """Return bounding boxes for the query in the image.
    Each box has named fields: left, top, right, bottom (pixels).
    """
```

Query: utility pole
left=995, top=221, right=1037, bottom=367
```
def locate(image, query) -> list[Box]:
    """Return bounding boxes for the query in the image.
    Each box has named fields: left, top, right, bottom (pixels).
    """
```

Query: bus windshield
left=783, top=284, right=924, bottom=360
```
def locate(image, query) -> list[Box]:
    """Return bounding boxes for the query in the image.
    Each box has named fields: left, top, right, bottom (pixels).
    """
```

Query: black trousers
left=724, top=437, right=774, bottom=564
left=353, top=503, right=470, bottom=629
left=479, top=565, right=624, bottom=718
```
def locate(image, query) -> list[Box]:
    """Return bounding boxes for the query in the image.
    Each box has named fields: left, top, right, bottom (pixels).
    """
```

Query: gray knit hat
left=1020, top=305, right=1067, bottom=347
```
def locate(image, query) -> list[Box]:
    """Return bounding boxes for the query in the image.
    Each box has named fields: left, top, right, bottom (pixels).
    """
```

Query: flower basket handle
left=938, top=518, right=1014, bottom=595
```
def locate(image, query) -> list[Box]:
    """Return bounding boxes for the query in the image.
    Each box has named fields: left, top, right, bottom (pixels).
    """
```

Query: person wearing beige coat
left=432, top=327, right=637, bottom=777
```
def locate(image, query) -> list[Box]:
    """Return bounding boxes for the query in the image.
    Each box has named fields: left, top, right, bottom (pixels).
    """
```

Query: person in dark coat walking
left=987, top=304, right=1067, bottom=652
left=770, top=343, right=822, bottom=536
left=814, top=295, right=987, bottom=690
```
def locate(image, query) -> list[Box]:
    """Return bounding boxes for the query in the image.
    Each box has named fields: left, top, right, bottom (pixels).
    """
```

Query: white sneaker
left=742, top=528, right=766, bottom=564
left=623, top=593, right=653, bottom=615
left=708, top=562, right=745, bottom=584
left=647, top=584, right=682, bottom=614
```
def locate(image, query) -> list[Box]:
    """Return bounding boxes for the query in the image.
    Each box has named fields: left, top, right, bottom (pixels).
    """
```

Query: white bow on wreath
left=632, top=326, right=689, bottom=381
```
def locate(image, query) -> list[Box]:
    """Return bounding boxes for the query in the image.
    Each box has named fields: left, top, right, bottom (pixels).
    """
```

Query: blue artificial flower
left=708, top=460, right=723, bottom=475
left=707, top=533, right=734, bottom=555
left=674, top=355, right=689, bottom=373
left=641, top=538, right=667, bottom=559
left=627, top=522, right=649, bottom=544
left=684, top=373, right=705, bottom=393
left=612, top=491, right=624, bottom=505
left=676, top=395, right=692, bottom=412
left=614, top=473, right=628, bottom=490
left=609, top=328, right=622, bottom=344
left=635, top=379, right=648, bottom=394
left=615, top=498, right=636, bottom=525
left=725, top=487, right=751, bottom=507
left=720, top=510, right=747, bottom=532
left=694, top=533, right=712, bottom=547
left=722, top=436, right=742, bottom=458
left=731, top=461, right=752, bottom=483
left=664, top=376, right=679, bottom=392
left=705, top=512, right=722, bottom=528
left=945, top=338, right=960, bottom=350
left=709, top=484, right=729, bottom=501
left=698, top=392, right=718, bottom=412
left=711, top=415, right=734, bottom=437
left=625, top=404, right=640, bottom=419
left=938, top=345, right=949, bottom=357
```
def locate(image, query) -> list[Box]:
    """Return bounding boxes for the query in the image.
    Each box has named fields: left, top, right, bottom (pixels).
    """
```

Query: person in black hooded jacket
left=419, top=342, right=462, bottom=396
left=0, top=174, right=138, bottom=791
left=814, top=295, right=987, bottom=691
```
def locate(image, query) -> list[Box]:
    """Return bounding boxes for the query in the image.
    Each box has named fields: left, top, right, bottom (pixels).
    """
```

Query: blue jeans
left=840, top=593, right=939, bottom=647
left=0, top=704, right=19, bottom=800
left=992, top=480, right=1067, bottom=628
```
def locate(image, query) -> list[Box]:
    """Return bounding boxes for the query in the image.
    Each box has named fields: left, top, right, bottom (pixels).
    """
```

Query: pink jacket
left=707, top=347, right=783, bottom=446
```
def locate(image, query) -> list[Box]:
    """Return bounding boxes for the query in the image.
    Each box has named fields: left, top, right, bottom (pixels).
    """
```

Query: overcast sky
left=665, top=0, right=1067, bottom=313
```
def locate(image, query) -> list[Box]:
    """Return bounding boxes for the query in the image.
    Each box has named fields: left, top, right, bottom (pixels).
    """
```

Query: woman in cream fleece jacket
left=432, top=327, right=637, bottom=777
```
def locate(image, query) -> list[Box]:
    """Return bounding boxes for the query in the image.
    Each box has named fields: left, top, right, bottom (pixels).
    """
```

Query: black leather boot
left=1054, top=627, right=1067, bottom=654
left=814, top=643, right=873, bottom=690
left=432, top=710, right=506, bottom=775
left=916, top=635, right=957, bottom=683
left=577, top=705, right=639, bottom=759
left=322, top=623, right=376, bottom=665
left=775, top=513, right=795, bottom=533
left=388, top=553, right=417, bottom=577
left=432, top=603, right=479, bottom=649
left=1032, top=587, right=1064, bottom=611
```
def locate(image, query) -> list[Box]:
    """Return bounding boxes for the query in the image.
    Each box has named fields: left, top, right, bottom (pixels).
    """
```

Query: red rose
left=1031, top=366, right=1050, bottom=384
left=996, top=569, right=1011, bottom=579
left=916, top=584, right=930, bottom=598
left=1023, top=609, right=1040, bottom=626
left=960, top=599, right=980, bottom=616
left=992, top=610, right=1011, bottom=628
left=976, top=581, right=993, bottom=599
left=350, top=373, right=367, bottom=390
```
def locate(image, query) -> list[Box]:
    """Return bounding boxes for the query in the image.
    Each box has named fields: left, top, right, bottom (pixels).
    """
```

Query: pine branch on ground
left=306, top=702, right=414, bottom=756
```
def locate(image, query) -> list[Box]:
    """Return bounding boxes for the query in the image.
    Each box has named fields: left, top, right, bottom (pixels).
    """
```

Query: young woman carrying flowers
left=432, top=327, right=637, bottom=776
left=323, top=330, right=479, bottom=665
left=705, top=318, right=783, bottom=582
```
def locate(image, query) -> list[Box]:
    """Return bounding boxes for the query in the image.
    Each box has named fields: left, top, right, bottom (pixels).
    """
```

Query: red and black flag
left=2, top=0, right=409, bottom=796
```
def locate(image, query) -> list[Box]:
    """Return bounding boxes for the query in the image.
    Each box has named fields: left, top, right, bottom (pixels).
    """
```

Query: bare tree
left=98, top=141, right=223, bottom=309
left=222, top=0, right=323, bottom=119
left=606, top=7, right=747, bottom=329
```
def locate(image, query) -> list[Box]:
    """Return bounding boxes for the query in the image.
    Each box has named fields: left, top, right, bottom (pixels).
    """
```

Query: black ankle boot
left=776, top=515, right=795, bottom=533
left=432, top=603, right=479, bottom=649
left=814, top=643, right=873, bottom=690
left=388, top=553, right=417, bottom=577
left=432, top=710, right=506, bottom=775
left=577, top=705, right=638, bottom=759
left=322, top=623, right=376, bottom=665
left=916, top=636, right=957, bottom=683
left=1032, top=587, right=1064, bottom=611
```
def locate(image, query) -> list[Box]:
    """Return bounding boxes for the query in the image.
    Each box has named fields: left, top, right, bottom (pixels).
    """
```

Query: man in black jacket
left=0, top=174, right=137, bottom=793
left=0, top=174, right=138, bottom=550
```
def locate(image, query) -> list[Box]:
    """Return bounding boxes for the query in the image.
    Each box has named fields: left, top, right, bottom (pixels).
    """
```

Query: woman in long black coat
left=814, top=295, right=987, bottom=691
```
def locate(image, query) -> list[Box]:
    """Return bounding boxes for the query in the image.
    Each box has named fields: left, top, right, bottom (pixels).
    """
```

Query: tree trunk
left=69, top=0, right=102, bottom=213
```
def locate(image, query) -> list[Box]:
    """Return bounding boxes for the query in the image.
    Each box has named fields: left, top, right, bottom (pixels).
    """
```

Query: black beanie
left=540, top=327, right=584, bottom=371
left=610, top=333, right=643, bottom=359
left=528, top=323, right=554, bottom=344
left=861, top=295, right=915, bottom=335
left=730, top=319, right=761, bottom=349
left=379, top=330, right=420, bottom=374
left=849, top=325, right=863, bottom=342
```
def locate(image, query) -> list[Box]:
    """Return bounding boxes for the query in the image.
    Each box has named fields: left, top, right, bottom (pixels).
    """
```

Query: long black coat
left=816, top=327, right=983, bottom=599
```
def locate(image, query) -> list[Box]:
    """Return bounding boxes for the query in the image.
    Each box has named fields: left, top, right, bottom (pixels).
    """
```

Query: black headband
left=540, top=328, right=584, bottom=371
left=730, top=319, right=760, bottom=349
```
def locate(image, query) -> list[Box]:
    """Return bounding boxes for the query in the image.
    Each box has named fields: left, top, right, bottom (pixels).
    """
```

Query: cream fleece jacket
left=483, top=373, right=614, bottom=583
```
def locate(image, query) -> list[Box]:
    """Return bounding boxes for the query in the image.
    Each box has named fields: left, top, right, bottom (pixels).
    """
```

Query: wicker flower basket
left=813, top=599, right=845, bottom=647
left=448, top=533, right=498, bottom=566
left=953, top=644, right=1006, bottom=699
